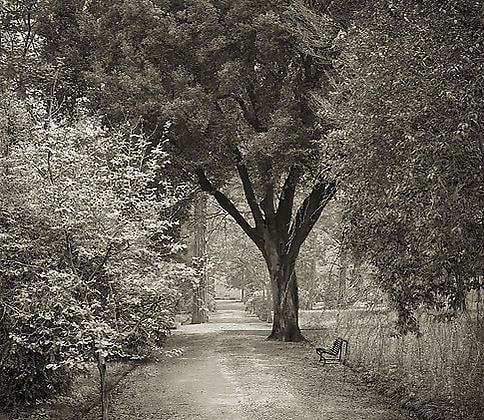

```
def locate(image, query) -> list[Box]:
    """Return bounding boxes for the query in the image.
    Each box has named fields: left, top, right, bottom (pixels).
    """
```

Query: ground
left=89, top=301, right=418, bottom=420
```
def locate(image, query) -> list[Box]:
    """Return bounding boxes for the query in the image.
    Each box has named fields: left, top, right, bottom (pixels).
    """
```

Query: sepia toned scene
left=0, top=1, right=482, bottom=419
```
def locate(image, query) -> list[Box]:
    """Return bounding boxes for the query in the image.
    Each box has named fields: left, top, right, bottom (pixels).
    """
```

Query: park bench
left=316, top=337, right=348, bottom=365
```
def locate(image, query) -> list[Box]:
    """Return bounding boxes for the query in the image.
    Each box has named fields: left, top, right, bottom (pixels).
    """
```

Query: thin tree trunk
left=455, top=273, right=467, bottom=311
left=338, top=251, right=347, bottom=309
left=97, top=353, right=108, bottom=420
left=309, top=259, right=317, bottom=309
left=192, top=193, right=209, bottom=324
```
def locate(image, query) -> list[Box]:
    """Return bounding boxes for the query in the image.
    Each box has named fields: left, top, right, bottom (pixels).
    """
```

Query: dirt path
left=104, top=301, right=418, bottom=420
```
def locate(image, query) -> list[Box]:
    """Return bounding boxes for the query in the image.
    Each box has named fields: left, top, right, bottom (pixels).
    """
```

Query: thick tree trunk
left=268, top=266, right=303, bottom=341
left=264, top=244, right=304, bottom=341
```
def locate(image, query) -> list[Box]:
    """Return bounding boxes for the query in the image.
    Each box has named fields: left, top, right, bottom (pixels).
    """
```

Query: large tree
left=323, top=0, right=483, bottom=331
left=57, top=0, right=341, bottom=341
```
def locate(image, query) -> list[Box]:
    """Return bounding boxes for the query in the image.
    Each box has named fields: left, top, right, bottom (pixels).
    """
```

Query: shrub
left=0, top=262, right=182, bottom=408
left=0, top=95, right=191, bottom=408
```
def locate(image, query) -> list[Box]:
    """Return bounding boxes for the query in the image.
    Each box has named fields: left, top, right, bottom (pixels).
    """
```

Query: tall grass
left=301, top=308, right=483, bottom=419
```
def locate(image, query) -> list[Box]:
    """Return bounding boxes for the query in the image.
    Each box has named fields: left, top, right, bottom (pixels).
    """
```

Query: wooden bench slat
left=315, top=337, right=348, bottom=365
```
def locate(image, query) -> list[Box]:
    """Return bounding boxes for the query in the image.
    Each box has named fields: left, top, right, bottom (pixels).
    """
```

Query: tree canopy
left=57, top=0, right=341, bottom=341
left=323, top=0, right=483, bottom=331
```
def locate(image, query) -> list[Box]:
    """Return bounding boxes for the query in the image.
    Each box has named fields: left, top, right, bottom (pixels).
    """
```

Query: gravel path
left=100, top=301, right=418, bottom=420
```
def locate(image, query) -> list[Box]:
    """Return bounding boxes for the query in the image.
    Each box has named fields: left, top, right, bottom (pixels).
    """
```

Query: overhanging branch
left=195, top=168, right=264, bottom=249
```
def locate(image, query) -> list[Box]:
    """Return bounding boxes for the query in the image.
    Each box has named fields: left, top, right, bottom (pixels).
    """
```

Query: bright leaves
left=0, top=91, right=191, bottom=406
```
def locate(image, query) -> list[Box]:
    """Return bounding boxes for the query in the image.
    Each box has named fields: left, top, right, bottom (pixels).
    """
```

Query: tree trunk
left=265, top=251, right=304, bottom=342
left=192, top=281, right=208, bottom=323
left=195, top=164, right=336, bottom=342
left=454, top=273, right=467, bottom=311
left=191, top=193, right=209, bottom=324
left=338, top=251, right=347, bottom=309
left=97, top=353, right=109, bottom=420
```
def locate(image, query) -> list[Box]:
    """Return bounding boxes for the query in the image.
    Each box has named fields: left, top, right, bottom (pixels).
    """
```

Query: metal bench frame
left=315, top=337, right=348, bottom=365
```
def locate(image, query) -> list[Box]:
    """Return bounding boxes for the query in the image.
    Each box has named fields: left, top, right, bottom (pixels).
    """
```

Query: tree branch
left=287, top=178, right=336, bottom=257
left=88, top=243, right=114, bottom=282
left=276, top=165, right=302, bottom=230
left=260, top=182, right=275, bottom=220
left=257, top=158, right=275, bottom=220
left=195, top=168, right=264, bottom=249
left=245, top=83, right=264, bottom=132
left=216, top=92, right=263, bottom=133
left=236, top=162, right=265, bottom=229
left=232, top=94, right=264, bottom=132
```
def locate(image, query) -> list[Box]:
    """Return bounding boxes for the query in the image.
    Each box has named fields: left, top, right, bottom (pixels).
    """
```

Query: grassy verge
left=301, top=309, right=483, bottom=420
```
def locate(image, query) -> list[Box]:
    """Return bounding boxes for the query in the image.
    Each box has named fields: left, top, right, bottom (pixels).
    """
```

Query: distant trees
left=207, top=204, right=268, bottom=294
left=206, top=197, right=372, bottom=312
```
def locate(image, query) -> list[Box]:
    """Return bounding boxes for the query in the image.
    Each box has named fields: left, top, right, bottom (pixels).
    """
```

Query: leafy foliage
left=324, top=0, right=484, bottom=331
left=0, top=91, right=191, bottom=407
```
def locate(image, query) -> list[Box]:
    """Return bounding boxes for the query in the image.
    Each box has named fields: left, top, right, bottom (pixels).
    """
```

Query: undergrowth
left=3, top=362, right=136, bottom=420
left=302, top=308, right=483, bottom=420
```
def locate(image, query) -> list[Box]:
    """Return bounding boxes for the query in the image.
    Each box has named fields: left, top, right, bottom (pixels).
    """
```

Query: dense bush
left=0, top=92, right=191, bottom=408
left=0, top=264, right=181, bottom=407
